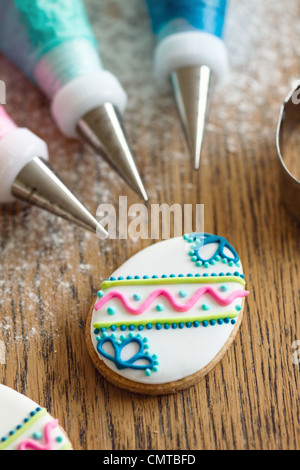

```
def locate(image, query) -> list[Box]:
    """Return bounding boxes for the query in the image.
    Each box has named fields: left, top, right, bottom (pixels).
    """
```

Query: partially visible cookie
left=86, top=233, right=249, bottom=395
left=0, top=385, right=72, bottom=450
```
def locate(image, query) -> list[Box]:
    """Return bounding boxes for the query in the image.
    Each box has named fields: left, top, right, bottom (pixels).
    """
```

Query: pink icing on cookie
left=0, top=106, right=17, bottom=140
left=94, top=287, right=249, bottom=315
left=18, top=419, right=59, bottom=450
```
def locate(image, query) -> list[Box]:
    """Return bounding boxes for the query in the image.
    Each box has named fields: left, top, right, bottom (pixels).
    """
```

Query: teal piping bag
left=0, top=0, right=148, bottom=201
left=145, top=0, right=229, bottom=170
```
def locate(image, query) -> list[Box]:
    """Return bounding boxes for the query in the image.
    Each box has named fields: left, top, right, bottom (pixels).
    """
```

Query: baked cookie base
left=86, top=298, right=245, bottom=396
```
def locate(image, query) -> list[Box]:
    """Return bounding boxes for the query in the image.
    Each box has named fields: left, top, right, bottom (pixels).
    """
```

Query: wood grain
left=1, top=0, right=300, bottom=450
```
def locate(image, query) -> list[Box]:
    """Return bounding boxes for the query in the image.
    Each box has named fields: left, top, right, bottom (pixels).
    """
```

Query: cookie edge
left=86, top=297, right=245, bottom=396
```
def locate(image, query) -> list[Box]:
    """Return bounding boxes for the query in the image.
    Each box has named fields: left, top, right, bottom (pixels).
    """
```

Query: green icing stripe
left=101, top=276, right=246, bottom=290
left=0, top=408, right=47, bottom=450
left=61, top=442, right=73, bottom=450
left=93, top=310, right=238, bottom=330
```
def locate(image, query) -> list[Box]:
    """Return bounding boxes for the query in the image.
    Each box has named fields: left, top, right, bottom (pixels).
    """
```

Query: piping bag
left=145, top=0, right=229, bottom=169
left=0, top=105, right=108, bottom=238
left=0, top=0, right=148, bottom=201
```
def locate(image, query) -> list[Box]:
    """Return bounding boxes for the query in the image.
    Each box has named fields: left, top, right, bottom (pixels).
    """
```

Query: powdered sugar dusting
left=215, top=0, right=300, bottom=141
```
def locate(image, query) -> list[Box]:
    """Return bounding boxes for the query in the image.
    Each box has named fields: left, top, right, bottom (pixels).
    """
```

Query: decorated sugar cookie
left=0, top=385, right=72, bottom=450
left=86, top=233, right=249, bottom=395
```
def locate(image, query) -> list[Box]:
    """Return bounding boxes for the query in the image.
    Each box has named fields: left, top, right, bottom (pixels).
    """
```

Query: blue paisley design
left=97, top=336, right=155, bottom=371
left=190, top=233, right=239, bottom=264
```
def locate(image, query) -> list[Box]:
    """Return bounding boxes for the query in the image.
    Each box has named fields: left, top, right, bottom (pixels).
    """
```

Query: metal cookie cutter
left=276, top=82, right=300, bottom=221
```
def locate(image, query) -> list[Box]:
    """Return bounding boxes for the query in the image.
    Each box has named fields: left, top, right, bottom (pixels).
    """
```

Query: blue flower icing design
left=188, top=233, right=239, bottom=264
left=97, top=336, right=155, bottom=371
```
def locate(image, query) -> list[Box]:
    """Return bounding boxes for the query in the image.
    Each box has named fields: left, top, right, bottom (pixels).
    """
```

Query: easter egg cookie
left=86, top=233, right=249, bottom=395
left=0, top=385, right=72, bottom=450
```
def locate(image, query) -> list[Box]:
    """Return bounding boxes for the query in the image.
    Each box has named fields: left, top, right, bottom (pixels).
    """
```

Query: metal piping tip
left=77, top=103, right=148, bottom=202
left=12, top=156, right=108, bottom=238
left=170, top=65, right=212, bottom=170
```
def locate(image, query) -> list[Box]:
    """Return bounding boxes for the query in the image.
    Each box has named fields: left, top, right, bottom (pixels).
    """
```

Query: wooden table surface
left=1, top=0, right=300, bottom=451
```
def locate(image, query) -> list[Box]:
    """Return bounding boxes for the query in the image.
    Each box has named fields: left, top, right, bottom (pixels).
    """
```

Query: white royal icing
left=0, top=385, right=72, bottom=450
left=90, top=234, right=248, bottom=385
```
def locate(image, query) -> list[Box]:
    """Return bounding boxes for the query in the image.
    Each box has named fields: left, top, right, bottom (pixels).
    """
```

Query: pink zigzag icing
left=94, top=287, right=249, bottom=315
left=18, top=419, right=59, bottom=450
